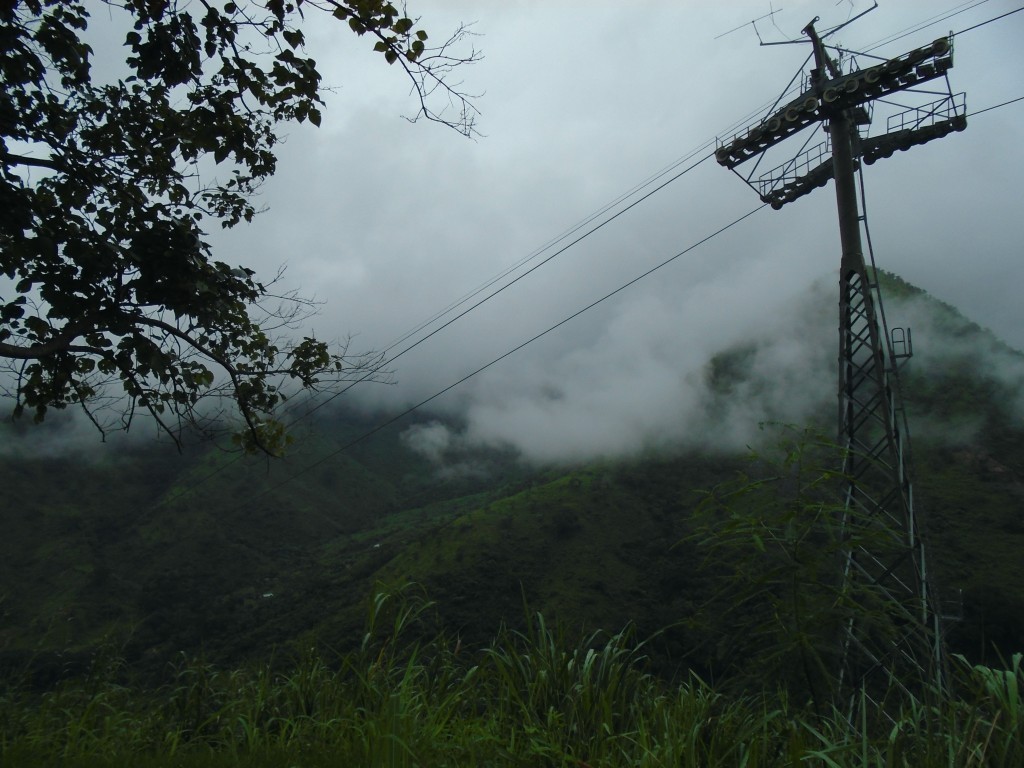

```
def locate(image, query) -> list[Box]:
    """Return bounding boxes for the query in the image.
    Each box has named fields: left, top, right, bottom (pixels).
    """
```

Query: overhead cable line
left=382, top=79, right=838, bottom=358
left=970, top=94, right=1024, bottom=117
left=150, top=153, right=715, bottom=510
left=954, top=5, right=1024, bottom=36
left=278, top=145, right=718, bottom=427
left=315, top=52, right=864, bottom=383
left=377, top=145, right=717, bottom=357
left=283, top=152, right=714, bottom=426
left=223, top=204, right=768, bottom=514
left=288, top=85, right=838, bottom=425
left=861, top=0, right=993, bottom=52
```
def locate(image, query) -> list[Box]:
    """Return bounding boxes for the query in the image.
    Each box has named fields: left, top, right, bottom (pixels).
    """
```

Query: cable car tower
left=715, top=8, right=966, bottom=700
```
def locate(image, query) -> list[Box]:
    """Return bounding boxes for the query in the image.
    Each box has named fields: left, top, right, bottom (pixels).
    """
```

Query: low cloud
left=401, top=421, right=453, bottom=464
left=393, top=269, right=1022, bottom=470
left=392, top=269, right=839, bottom=466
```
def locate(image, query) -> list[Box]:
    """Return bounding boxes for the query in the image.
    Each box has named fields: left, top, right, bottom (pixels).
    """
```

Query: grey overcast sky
left=50, top=0, right=1024, bottom=461
left=203, top=0, right=1024, bottom=461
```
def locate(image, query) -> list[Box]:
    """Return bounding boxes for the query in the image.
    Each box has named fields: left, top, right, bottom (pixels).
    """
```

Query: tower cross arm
left=715, top=28, right=956, bottom=172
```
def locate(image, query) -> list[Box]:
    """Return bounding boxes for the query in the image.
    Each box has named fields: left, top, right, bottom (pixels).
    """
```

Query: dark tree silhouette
left=0, top=0, right=479, bottom=452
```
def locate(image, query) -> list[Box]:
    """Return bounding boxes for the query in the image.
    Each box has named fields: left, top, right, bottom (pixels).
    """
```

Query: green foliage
left=3, top=258, right=1024, bottom=761
left=482, top=612, right=652, bottom=759
left=3, top=586, right=1024, bottom=767
left=688, top=426, right=919, bottom=706
left=3, top=397, right=1022, bottom=687
left=955, top=652, right=1023, bottom=740
left=0, top=0, right=476, bottom=452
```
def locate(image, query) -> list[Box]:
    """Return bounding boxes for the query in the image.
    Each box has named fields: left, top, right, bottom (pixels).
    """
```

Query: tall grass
left=2, top=586, right=1022, bottom=767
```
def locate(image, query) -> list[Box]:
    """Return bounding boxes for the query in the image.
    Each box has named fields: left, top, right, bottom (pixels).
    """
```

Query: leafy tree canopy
left=0, top=0, right=478, bottom=452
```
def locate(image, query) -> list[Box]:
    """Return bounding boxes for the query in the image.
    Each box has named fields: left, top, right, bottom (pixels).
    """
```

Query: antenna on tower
left=715, top=2, right=880, bottom=46
left=819, top=0, right=879, bottom=39
left=713, top=4, right=787, bottom=43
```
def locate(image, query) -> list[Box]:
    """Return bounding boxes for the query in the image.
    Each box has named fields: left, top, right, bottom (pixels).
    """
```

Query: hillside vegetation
left=4, top=585, right=1023, bottom=767
left=1, top=271, right=1022, bottom=689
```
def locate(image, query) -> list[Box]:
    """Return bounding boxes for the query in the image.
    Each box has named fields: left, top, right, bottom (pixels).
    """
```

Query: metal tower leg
left=836, top=259, right=943, bottom=699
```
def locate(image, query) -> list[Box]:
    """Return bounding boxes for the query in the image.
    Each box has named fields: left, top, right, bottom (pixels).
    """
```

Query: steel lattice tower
left=714, top=14, right=966, bottom=698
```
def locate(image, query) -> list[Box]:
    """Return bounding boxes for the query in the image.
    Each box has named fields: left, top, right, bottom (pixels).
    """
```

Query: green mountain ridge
left=2, top=272, right=1022, bottom=686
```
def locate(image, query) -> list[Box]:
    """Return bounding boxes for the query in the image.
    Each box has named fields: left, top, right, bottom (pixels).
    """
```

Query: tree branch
left=1, top=151, right=63, bottom=173
left=0, top=324, right=96, bottom=359
left=130, top=314, right=271, bottom=451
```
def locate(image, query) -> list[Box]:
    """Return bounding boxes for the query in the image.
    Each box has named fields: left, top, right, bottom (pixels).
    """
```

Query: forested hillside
left=1, top=273, right=1022, bottom=687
